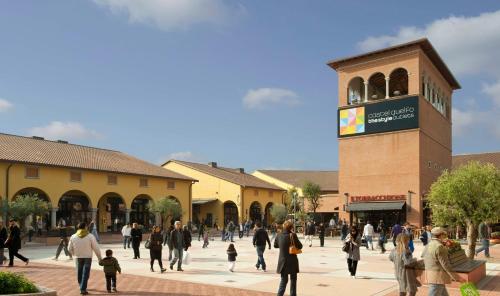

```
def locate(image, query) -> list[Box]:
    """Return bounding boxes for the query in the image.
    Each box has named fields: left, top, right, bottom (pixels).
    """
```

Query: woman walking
left=130, top=223, right=142, bottom=259
left=345, top=226, right=361, bottom=278
left=377, top=220, right=387, bottom=254
left=389, top=234, right=419, bottom=296
left=149, top=226, right=166, bottom=273
left=274, top=220, right=303, bottom=296
left=183, top=225, right=192, bottom=251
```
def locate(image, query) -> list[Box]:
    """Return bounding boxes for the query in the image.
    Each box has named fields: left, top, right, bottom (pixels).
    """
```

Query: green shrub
left=0, top=271, right=39, bottom=294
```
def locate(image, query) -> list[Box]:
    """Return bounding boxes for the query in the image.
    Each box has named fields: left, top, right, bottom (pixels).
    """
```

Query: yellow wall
left=0, top=162, right=192, bottom=225
left=252, top=171, right=304, bottom=196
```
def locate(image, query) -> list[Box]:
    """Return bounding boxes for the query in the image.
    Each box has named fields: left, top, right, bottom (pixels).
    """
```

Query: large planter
left=3, top=286, right=56, bottom=296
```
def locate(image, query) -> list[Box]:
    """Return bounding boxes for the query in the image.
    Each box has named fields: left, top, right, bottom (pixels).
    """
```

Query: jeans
left=229, top=231, right=234, bottom=242
left=170, top=248, right=183, bottom=269
left=123, top=236, right=130, bottom=249
left=319, top=236, right=325, bottom=247
left=255, top=245, right=266, bottom=270
left=76, top=258, right=92, bottom=293
left=365, top=235, right=373, bottom=250
left=105, top=274, right=116, bottom=291
left=55, top=238, right=71, bottom=259
left=475, top=239, right=490, bottom=257
left=305, top=235, right=313, bottom=246
left=132, top=242, right=140, bottom=259
left=428, top=284, right=449, bottom=296
left=347, top=258, right=358, bottom=276
left=277, top=272, right=297, bottom=296
left=8, top=248, right=28, bottom=266
left=379, top=235, right=386, bottom=253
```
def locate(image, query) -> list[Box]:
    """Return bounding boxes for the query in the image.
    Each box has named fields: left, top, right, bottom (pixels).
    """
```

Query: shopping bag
left=460, top=282, right=479, bottom=296
left=408, top=239, right=415, bottom=253
left=182, top=251, right=191, bottom=265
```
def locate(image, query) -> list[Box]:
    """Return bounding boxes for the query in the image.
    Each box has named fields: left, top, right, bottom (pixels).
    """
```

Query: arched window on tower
left=368, top=72, right=386, bottom=101
left=347, top=77, right=365, bottom=104
left=389, top=68, right=409, bottom=97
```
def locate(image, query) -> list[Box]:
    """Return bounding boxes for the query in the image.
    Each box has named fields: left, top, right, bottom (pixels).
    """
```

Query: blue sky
left=1, top=1, right=499, bottom=171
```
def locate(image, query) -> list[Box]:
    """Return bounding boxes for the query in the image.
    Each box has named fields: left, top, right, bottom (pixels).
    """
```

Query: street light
left=292, top=191, right=298, bottom=231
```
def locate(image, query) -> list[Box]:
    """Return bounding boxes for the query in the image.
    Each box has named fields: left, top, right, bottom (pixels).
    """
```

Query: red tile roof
left=452, top=152, right=500, bottom=170
left=255, top=170, right=339, bottom=192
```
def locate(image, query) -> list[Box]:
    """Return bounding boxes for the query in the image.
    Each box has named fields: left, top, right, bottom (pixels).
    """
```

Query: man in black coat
left=0, top=221, right=8, bottom=265
left=6, top=218, right=29, bottom=266
left=274, top=220, right=302, bottom=296
left=130, top=223, right=142, bottom=259
left=252, top=222, right=271, bottom=271
left=169, top=221, right=184, bottom=271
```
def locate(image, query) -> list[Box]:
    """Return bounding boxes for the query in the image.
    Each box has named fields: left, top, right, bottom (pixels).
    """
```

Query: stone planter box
left=415, top=259, right=486, bottom=288
left=3, top=286, right=56, bottom=296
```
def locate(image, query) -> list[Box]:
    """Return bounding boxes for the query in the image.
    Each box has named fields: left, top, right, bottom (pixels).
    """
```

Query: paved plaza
left=4, top=235, right=500, bottom=296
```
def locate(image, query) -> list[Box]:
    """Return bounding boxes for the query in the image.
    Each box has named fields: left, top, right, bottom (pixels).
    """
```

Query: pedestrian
left=475, top=221, right=490, bottom=258
left=389, top=234, right=419, bottom=296
left=227, top=243, right=237, bottom=272
left=89, top=220, right=99, bottom=243
left=270, top=223, right=277, bottom=242
left=0, top=221, right=8, bottom=265
left=99, top=249, right=121, bottom=293
left=423, top=227, right=462, bottom=296
left=341, top=222, right=348, bottom=241
left=318, top=223, right=326, bottom=247
left=226, top=221, right=236, bottom=242
left=198, top=221, right=205, bottom=241
left=391, top=222, right=402, bottom=247
left=363, top=221, right=374, bottom=250
left=36, top=218, right=43, bottom=236
left=166, top=225, right=174, bottom=260
left=68, top=222, right=102, bottom=295
left=183, top=225, right=192, bottom=251
left=419, top=227, right=428, bottom=246
left=252, top=221, right=271, bottom=271
left=402, top=223, right=414, bottom=253
left=305, top=221, right=315, bottom=247
left=121, top=223, right=131, bottom=249
left=245, top=220, right=251, bottom=237
left=238, top=222, right=244, bottom=239
left=221, top=224, right=226, bottom=242
left=27, top=224, right=35, bottom=242
left=169, top=221, right=184, bottom=272
left=54, top=220, right=72, bottom=260
left=345, top=226, right=361, bottom=279
left=275, top=220, right=302, bottom=296
left=148, top=226, right=166, bottom=273
left=377, top=220, right=387, bottom=254
left=202, top=228, right=210, bottom=248
left=130, top=223, right=142, bottom=259
left=329, top=217, right=336, bottom=237
left=5, top=218, right=29, bottom=267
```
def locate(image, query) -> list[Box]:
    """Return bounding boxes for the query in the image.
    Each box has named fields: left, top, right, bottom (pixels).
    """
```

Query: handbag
left=289, top=233, right=302, bottom=255
left=342, top=241, right=350, bottom=253
left=144, top=238, right=151, bottom=249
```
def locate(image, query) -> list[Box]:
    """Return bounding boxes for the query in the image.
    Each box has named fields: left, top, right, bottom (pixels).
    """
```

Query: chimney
left=208, top=162, right=217, bottom=168
left=238, top=168, right=244, bottom=173
left=57, top=140, right=68, bottom=144
left=32, top=136, right=45, bottom=140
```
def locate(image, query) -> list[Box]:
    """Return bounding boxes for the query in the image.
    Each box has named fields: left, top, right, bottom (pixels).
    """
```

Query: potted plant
left=0, top=272, right=56, bottom=295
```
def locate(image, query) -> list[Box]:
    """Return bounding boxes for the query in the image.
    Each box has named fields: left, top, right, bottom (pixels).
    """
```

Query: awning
left=347, top=201, right=405, bottom=212
left=192, top=198, right=218, bottom=205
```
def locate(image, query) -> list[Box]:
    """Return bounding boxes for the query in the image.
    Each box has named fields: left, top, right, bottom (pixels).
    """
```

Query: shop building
left=0, top=133, right=195, bottom=231
left=163, top=160, right=286, bottom=227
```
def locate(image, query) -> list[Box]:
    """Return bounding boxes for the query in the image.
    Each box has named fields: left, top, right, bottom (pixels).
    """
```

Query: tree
left=8, top=193, right=50, bottom=232
left=269, top=204, right=288, bottom=224
left=285, top=187, right=301, bottom=214
left=428, top=161, right=500, bottom=259
left=302, top=181, right=322, bottom=214
left=150, top=197, right=182, bottom=228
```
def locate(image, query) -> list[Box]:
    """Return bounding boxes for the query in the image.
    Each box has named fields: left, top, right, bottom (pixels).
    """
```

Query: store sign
left=351, top=195, right=406, bottom=202
left=338, top=96, right=419, bottom=137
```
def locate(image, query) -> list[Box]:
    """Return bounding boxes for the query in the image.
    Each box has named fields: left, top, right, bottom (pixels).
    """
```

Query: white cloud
left=0, top=98, right=13, bottom=112
left=243, top=88, right=300, bottom=109
left=93, top=0, right=240, bottom=31
left=28, top=121, right=103, bottom=141
left=159, top=151, right=199, bottom=164
left=357, top=10, right=500, bottom=76
left=482, top=81, right=500, bottom=108
left=452, top=104, right=500, bottom=139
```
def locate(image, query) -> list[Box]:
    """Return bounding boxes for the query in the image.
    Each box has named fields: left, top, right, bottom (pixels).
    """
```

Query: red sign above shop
left=351, top=195, right=406, bottom=202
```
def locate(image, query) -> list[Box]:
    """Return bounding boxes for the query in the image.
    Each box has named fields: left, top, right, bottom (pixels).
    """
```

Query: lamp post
left=292, top=191, right=298, bottom=231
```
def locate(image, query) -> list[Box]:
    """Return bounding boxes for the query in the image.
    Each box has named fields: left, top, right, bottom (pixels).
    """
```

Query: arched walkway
left=249, top=201, right=262, bottom=223
left=130, top=194, right=154, bottom=229
left=97, top=192, right=126, bottom=232
left=389, top=68, right=408, bottom=97
left=57, top=190, right=92, bottom=227
left=347, top=77, right=365, bottom=104
left=12, top=187, right=51, bottom=233
left=223, top=201, right=239, bottom=226
left=368, top=72, right=386, bottom=100
left=264, top=202, right=274, bottom=227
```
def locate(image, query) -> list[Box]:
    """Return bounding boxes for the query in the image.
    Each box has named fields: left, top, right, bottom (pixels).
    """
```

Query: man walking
left=198, top=219, right=205, bottom=241
left=376, top=220, right=387, bottom=254
left=54, top=220, right=72, bottom=260
left=121, top=223, right=131, bottom=249
left=169, top=221, right=184, bottom=271
left=6, top=219, right=29, bottom=266
left=305, top=221, right=315, bottom=247
left=391, top=222, right=402, bottom=247
left=423, top=227, right=462, bottom=296
left=227, top=221, right=236, bottom=242
left=475, top=221, right=490, bottom=258
left=253, top=222, right=271, bottom=271
left=363, top=221, right=374, bottom=250
left=329, top=217, right=336, bottom=237
left=68, top=222, right=102, bottom=295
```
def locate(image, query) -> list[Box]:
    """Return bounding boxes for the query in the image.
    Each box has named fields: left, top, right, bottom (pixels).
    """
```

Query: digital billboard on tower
left=338, top=96, right=419, bottom=138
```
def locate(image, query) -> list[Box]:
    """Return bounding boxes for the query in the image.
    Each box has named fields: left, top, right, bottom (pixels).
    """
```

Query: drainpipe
left=189, top=181, right=194, bottom=222
left=3, top=163, right=13, bottom=222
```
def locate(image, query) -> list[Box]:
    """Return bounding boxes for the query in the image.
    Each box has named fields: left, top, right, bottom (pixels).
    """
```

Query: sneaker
left=112, top=288, right=117, bottom=292
left=255, top=265, right=260, bottom=270
left=351, top=276, right=356, bottom=279
left=177, top=268, right=184, bottom=272
left=25, top=259, right=29, bottom=265
left=107, top=290, right=112, bottom=293
left=169, top=265, right=173, bottom=270
left=80, top=291, right=89, bottom=295
left=160, top=268, right=166, bottom=273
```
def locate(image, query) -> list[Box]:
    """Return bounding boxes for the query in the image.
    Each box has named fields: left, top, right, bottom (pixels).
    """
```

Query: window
left=70, top=171, right=82, bottom=182
left=254, top=189, right=259, bottom=196
left=268, top=190, right=273, bottom=197
left=167, top=181, right=175, bottom=189
left=108, top=175, right=117, bottom=185
left=428, top=161, right=432, bottom=168
left=140, top=178, right=149, bottom=187
left=25, top=167, right=39, bottom=179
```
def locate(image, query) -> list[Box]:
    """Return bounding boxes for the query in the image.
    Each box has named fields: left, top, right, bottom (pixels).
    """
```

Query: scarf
left=76, top=229, right=89, bottom=238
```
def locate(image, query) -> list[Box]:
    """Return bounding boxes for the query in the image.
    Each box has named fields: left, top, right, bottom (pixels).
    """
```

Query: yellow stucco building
left=0, top=133, right=195, bottom=232
left=163, top=160, right=286, bottom=227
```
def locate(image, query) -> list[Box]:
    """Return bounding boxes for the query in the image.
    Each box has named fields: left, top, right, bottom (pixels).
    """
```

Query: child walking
left=227, top=243, right=237, bottom=272
left=202, top=229, right=210, bottom=248
left=99, top=249, right=121, bottom=293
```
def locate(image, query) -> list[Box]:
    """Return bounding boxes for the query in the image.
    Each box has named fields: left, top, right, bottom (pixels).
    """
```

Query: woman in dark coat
left=0, top=221, right=8, bottom=265
left=345, top=226, right=362, bottom=278
left=274, top=220, right=302, bottom=296
left=6, top=219, right=29, bottom=266
left=149, top=226, right=166, bottom=273
left=182, top=225, right=192, bottom=251
left=130, top=223, right=142, bottom=259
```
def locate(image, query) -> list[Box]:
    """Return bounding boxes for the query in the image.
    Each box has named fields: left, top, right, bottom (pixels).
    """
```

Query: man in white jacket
left=121, top=223, right=132, bottom=249
left=363, top=221, right=374, bottom=250
left=68, top=222, right=102, bottom=295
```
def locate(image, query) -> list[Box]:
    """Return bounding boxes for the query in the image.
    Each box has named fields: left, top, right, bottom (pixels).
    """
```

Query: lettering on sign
left=351, top=195, right=406, bottom=202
